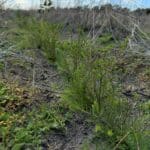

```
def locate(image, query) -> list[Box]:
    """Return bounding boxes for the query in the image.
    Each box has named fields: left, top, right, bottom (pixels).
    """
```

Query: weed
left=0, top=96, right=66, bottom=149
left=5, top=15, right=149, bottom=149
left=9, top=104, right=66, bottom=149
left=0, top=82, right=17, bottom=107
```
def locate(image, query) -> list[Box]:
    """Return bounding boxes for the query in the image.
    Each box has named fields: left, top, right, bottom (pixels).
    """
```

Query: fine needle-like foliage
left=13, top=17, right=60, bottom=62
left=56, top=34, right=150, bottom=149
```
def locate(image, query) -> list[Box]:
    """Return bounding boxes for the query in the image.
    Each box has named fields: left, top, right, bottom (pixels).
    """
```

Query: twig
left=113, top=131, right=130, bottom=150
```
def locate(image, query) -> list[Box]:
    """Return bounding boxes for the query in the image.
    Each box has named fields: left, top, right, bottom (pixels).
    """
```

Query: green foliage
left=144, top=68, right=150, bottom=76
left=98, top=34, right=114, bottom=45
left=0, top=82, right=67, bottom=149
left=0, top=104, right=66, bottom=149
left=10, top=104, right=66, bottom=149
left=56, top=37, right=89, bottom=79
left=56, top=35, right=149, bottom=149
left=81, top=140, right=91, bottom=150
left=14, top=17, right=60, bottom=62
left=0, top=62, right=4, bottom=70
left=0, top=82, right=17, bottom=106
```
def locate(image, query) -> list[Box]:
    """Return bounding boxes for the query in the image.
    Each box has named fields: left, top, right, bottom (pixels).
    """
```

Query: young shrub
left=58, top=35, right=117, bottom=113
left=57, top=35, right=149, bottom=149
left=56, top=37, right=89, bottom=80
left=14, top=17, right=60, bottom=62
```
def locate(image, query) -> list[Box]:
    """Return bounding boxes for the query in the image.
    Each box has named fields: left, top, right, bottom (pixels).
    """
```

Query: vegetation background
left=0, top=0, right=150, bottom=149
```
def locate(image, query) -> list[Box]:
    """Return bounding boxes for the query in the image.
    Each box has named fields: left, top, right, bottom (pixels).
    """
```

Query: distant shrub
left=14, top=17, right=60, bottom=62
